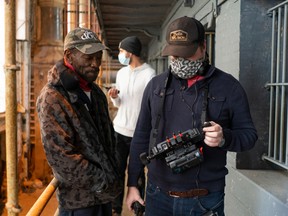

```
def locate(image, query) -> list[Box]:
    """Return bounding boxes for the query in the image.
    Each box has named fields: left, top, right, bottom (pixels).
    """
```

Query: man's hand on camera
left=202, top=121, right=224, bottom=148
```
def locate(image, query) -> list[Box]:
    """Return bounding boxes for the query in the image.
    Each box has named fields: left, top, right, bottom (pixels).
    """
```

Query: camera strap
left=149, top=70, right=209, bottom=154
left=201, top=85, right=209, bottom=125
left=149, top=70, right=171, bottom=153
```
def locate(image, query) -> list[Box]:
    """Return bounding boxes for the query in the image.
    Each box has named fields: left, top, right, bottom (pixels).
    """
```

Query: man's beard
left=77, top=67, right=100, bottom=83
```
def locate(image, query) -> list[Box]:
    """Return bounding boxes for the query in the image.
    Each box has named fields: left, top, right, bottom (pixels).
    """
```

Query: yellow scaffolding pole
left=26, top=177, right=59, bottom=216
left=4, top=0, right=21, bottom=215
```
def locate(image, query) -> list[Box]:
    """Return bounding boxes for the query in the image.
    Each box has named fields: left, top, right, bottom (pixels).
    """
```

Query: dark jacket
left=37, top=60, right=122, bottom=209
left=127, top=65, right=258, bottom=193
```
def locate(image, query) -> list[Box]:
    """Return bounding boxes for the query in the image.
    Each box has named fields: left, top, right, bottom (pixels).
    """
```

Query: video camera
left=140, top=128, right=205, bottom=174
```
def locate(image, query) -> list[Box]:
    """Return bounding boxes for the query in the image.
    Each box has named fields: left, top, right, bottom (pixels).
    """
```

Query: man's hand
left=126, top=186, right=145, bottom=211
left=202, top=121, right=224, bottom=147
left=108, top=87, right=119, bottom=99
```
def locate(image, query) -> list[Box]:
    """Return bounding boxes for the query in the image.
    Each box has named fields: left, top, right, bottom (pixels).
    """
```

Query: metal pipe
left=282, top=4, right=288, bottom=166
left=26, top=177, right=59, bottom=216
left=23, top=0, right=33, bottom=180
left=262, top=155, right=288, bottom=170
left=93, top=0, right=107, bottom=43
left=267, top=0, right=288, bottom=14
left=279, top=4, right=288, bottom=163
left=67, top=0, right=77, bottom=32
left=273, top=7, right=282, bottom=161
left=265, top=83, right=288, bottom=87
left=4, top=0, right=21, bottom=215
left=88, top=0, right=91, bottom=27
left=79, top=0, right=89, bottom=27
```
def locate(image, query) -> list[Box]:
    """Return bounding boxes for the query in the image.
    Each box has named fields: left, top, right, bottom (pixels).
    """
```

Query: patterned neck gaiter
left=170, top=57, right=205, bottom=79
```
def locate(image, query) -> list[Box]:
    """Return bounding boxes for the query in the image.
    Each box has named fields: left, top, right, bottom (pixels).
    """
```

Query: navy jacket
left=127, top=65, right=258, bottom=193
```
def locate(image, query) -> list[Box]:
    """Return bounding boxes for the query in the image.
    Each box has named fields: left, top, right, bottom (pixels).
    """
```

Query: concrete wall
left=215, top=0, right=240, bottom=79
left=225, top=154, right=288, bottom=216
left=236, top=0, right=279, bottom=170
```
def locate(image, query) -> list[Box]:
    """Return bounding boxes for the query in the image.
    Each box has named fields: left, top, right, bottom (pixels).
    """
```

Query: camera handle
left=131, top=201, right=145, bottom=216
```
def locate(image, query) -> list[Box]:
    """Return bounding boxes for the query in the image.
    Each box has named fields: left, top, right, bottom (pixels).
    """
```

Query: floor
left=1, top=187, right=58, bottom=216
left=0, top=181, right=133, bottom=216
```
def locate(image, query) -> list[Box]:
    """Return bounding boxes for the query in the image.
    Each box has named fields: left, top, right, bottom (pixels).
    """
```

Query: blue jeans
left=58, top=203, right=112, bottom=216
left=145, top=181, right=225, bottom=216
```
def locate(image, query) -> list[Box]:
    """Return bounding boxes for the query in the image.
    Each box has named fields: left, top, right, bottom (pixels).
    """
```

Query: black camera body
left=140, top=128, right=204, bottom=174
left=132, top=201, right=145, bottom=216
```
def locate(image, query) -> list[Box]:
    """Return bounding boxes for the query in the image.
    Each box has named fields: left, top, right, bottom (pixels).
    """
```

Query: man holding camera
left=126, top=16, right=257, bottom=216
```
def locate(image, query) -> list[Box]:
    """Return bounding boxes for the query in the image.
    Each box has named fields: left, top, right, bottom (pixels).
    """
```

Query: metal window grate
left=205, top=32, right=215, bottom=66
left=263, top=0, right=288, bottom=170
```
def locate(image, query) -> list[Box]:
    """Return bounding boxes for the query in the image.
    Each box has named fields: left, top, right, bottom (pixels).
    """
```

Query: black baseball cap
left=162, top=16, right=205, bottom=58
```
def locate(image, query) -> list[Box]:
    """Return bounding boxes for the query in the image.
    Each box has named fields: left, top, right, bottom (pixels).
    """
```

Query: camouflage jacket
left=37, top=59, right=122, bottom=210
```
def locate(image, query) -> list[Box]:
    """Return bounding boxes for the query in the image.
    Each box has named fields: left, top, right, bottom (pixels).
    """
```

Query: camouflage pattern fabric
left=64, top=27, right=108, bottom=54
left=37, top=60, right=122, bottom=209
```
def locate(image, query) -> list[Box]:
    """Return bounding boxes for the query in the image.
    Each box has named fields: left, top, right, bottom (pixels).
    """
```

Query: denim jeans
left=112, top=132, right=146, bottom=214
left=145, top=181, right=225, bottom=216
left=58, top=203, right=112, bottom=216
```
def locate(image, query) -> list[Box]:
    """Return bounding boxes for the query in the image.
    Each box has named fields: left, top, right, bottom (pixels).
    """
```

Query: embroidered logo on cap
left=81, top=30, right=97, bottom=40
left=170, top=30, right=188, bottom=41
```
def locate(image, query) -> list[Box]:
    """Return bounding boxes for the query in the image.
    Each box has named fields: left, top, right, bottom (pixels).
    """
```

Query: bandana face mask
left=170, top=57, right=205, bottom=79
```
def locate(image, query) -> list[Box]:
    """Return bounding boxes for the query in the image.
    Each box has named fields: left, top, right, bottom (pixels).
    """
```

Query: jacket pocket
left=93, top=165, right=123, bottom=202
left=208, top=96, right=226, bottom=119
left=153, top=88, right=175, bottom=112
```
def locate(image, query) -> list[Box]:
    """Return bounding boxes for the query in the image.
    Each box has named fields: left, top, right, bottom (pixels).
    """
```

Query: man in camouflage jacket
left=37, top=28, right=122, bottom=216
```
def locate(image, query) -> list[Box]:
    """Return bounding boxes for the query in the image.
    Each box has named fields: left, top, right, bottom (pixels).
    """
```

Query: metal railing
left=26, top=177, right=59, bottom=216
left=263, top=0, right=288, bottom=170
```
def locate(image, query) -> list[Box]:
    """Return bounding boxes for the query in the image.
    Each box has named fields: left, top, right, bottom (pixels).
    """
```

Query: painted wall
left=215, top=0, right=240, bottom=79
left=236, top=0, right=280, bottom=169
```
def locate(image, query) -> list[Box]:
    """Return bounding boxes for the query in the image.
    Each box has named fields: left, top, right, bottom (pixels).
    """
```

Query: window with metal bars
left=263, top=0, right=288, bottom=170
left=205, top=32, right=215, bottom=66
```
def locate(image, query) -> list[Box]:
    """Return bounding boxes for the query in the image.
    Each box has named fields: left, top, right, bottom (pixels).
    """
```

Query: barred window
left=263, top=1, right=288, bottom=170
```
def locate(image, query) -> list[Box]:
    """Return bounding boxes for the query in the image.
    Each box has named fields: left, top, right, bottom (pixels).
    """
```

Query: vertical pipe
left=88, top=0, right=91, bottom=28
left=24, top=0, right=32, bottom=180
left=280, top=5, right=287, bottom=163
left=284, top=5, right=288, bottom=166
left=274, top=7, right=282, bottom=160
left=67, top=0, right=77, bottom=32
left=268, top=11, right=276, bottom=157
left=4, top=0, right=21, bottom=215
left=79, top=0, right=88, bottom=27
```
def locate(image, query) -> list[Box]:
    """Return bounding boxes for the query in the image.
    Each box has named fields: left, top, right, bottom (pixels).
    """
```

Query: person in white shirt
left=108, top=36, right=156, bottom=216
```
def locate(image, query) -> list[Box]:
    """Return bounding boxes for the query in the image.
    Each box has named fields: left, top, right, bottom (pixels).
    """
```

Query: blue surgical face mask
left=118, top=53, right=130, bottom=65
